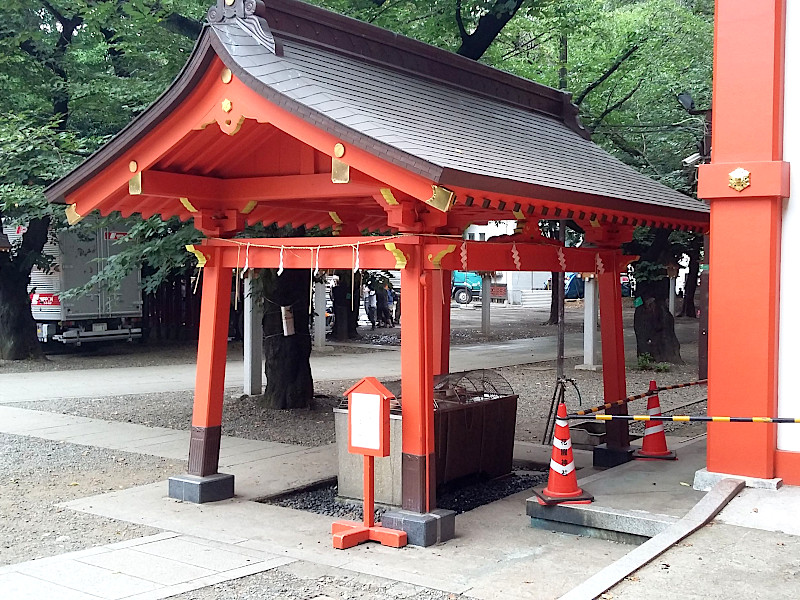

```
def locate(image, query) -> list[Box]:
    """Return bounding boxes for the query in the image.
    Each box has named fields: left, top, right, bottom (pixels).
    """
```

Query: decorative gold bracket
left=331, top=158, right=350, bottom=183
left=180, top=198, right=198, bottom=213
left=380, top=188, right=399, bottom=205
left=65, top=204, right=83, bottom=225
left=185, top=244, right=207, bottom=268
left=129, top=172, right=142, bottom=195
left=425, top=185, right=455, bottom=212
left=241, top=200, right=257, bottom=214
left=384, top=243, right=407, bottom=269
left=428, top=244, right=456, bottom=269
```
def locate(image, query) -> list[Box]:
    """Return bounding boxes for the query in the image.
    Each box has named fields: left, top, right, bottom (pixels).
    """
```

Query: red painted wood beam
left=201, top=236, right=417, bottom=271
left=431, top=241, right=633, bottom=274
left=134, top=170, right=381, bottom=204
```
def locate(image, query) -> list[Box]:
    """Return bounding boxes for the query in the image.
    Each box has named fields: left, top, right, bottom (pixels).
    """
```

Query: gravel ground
left=171, top=562, right=466, bottom=600
left=0, top=433, right=182, bottom=566
left=8, top=354, right=707, bottom=447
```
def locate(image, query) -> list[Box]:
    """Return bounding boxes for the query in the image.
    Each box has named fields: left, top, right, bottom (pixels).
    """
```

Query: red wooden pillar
left=698, top=0, right=788, bottom=478
left=399, top=244, right=436, bottom=512
left=432, top=269, right=451, bottom=376
left=188, top=248, right=232, bottom=477
left=597, top=251, right=630, bottom=461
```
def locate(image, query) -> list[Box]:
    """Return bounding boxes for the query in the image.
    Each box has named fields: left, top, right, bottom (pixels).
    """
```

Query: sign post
left=332, top=377, right=408, bottom=549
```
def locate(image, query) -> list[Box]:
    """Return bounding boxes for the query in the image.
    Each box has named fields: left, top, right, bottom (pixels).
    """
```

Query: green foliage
left=0, top=0, right=208, bottom=298
left=636, top=352, right=671, bottom=372
left=1, top=0, right=712, bottom=308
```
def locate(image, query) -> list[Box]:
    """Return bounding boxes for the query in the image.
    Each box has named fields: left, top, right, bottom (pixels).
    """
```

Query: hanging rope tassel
left=277, top=246, right=284, bottom=276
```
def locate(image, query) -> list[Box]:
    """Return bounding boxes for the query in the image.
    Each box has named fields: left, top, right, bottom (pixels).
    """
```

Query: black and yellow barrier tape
left=569, top=379, right=708, bottom=417
left=571, top=414, right=800, bottom=424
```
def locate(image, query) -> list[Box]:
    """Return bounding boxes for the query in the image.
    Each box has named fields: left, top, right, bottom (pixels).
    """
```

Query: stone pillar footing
left=168, top=473, right=234, bottom=503
left=693, top=468, right=782, bottom=492
left=593, top=444, right=634, bottom=468
left=575, top=364, right=603, bottom=372
left=381, top=509, right=456, bottom=547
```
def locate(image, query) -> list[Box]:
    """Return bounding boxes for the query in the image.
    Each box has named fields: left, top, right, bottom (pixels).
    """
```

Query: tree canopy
left=0, top=0, right=713, bottom=360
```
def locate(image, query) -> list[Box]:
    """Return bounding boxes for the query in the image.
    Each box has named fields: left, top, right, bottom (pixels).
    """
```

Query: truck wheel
left=454, top=288, right=472, bottom=304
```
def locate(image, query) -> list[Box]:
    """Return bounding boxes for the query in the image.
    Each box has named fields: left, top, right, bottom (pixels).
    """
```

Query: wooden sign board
left=344, top=377, right=392, bottom=457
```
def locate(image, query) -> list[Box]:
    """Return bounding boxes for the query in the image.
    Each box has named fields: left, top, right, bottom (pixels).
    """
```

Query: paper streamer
left=595, top=253, right=605, bottom=275
left=557, top=247, right=567, bottom=271
left=512, top=242, right=521, bottom=270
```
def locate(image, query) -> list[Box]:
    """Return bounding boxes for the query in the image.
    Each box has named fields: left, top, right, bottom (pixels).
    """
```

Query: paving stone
left=15, top=559, right=162, bottom=599
left=79, top=548, right=215, bottom=586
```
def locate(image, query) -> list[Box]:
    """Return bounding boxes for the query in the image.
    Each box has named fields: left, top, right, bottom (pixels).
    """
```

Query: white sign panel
left=350, top=392, right=381, bottom=450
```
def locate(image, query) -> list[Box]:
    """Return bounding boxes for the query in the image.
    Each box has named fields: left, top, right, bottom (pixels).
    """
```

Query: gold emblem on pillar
left=728, top=167, right=751, bottom=192
left=221, top=98, right=233, bottom=113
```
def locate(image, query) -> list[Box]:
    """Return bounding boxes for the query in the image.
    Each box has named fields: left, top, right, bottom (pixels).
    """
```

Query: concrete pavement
left=1, top=402, right=799, bottom=599
left=2, top=319, right=797, bottom=599
left=0, top=335, right=585, bottom=403
left=0, top=318, right=702, bottom=403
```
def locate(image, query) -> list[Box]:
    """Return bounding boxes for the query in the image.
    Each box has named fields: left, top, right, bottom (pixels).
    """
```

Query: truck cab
left=452, top=270, right=482, bottom=304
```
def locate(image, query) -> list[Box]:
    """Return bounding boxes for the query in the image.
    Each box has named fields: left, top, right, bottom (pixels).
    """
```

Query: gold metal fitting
left=221, top=68, right=232, bottom=84
left=128, top=160, right=138, bottom=173
left=333, top=143, right=345, bottom=158
left=221, top=98, right=233, bottom=113
left=728, top=167, right=751, bottom=192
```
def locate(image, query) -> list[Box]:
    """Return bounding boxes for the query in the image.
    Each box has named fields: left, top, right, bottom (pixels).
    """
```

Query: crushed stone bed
left=0, top=433, right=183, bottom=567
left=262, top=471, right=548, bottom=522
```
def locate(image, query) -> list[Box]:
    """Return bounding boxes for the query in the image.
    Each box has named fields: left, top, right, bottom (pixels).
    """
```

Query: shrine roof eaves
left=46, top=0, right=709, bottom=228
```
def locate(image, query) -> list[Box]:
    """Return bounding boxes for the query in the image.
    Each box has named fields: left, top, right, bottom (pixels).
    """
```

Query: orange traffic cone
left=634, top=380, right=677, bottom=460
left=533, top=402, right=593, bottom=505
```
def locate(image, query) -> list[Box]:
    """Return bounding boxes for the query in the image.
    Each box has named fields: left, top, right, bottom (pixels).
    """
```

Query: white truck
left=4, top=223, right=143, bottom=344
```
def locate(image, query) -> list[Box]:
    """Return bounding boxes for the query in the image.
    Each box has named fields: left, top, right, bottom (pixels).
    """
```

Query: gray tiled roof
left=210, top=13, right=707, bottom=217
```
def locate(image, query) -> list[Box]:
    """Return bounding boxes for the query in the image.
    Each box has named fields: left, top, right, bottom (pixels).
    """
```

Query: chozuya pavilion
left=45, top=0, right=709, bottom=545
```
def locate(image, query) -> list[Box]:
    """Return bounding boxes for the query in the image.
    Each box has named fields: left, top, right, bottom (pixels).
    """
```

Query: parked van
left=4, top=223, right=143, bottom=344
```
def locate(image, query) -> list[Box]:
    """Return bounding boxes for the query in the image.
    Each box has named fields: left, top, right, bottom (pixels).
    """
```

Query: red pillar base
left=331, top=520, right=408, bottom=549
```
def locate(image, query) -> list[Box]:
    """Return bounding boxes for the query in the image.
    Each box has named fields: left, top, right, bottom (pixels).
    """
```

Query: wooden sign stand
left=332, top=377, right=408, bottom=549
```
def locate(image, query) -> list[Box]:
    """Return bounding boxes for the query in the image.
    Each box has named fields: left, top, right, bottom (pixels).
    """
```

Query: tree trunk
left=331, top=270, right=361, bottom=340
left=261, top=268, right=313, bottom=409
left=631, top=229, right=682, bottom=363
left=0, top=258, right=43, bottom=360
left=634, top=296, right=682, bottom=363
left=0, top=217, right=49, bottom=361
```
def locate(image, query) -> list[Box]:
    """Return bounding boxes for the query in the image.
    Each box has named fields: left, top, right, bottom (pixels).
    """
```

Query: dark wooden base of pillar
left=401, top=452, right=436, bottom=513
left=593, top=444, right=634, bottom=468
left=168, top=473, right=234, bottom=503
left=381, top=509, right=455, bottom=547
left=188, top=425, right=222, bottom=477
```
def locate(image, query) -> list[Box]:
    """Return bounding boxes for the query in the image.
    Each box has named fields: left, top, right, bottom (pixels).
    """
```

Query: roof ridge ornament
left=208, top=0, right=277, bottom=55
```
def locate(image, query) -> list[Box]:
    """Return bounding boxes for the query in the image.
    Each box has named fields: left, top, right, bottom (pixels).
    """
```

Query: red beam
left=432, top=241, right=630, bottom=273
left=202, top=236, right=418, bottom=270
left=135, top=170, right=380, bottom=204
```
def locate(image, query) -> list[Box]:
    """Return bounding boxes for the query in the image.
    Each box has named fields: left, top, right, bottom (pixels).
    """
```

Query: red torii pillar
left=169, top=246, right=235, bottom=503
left=698, top=0, right=789, bottom=481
